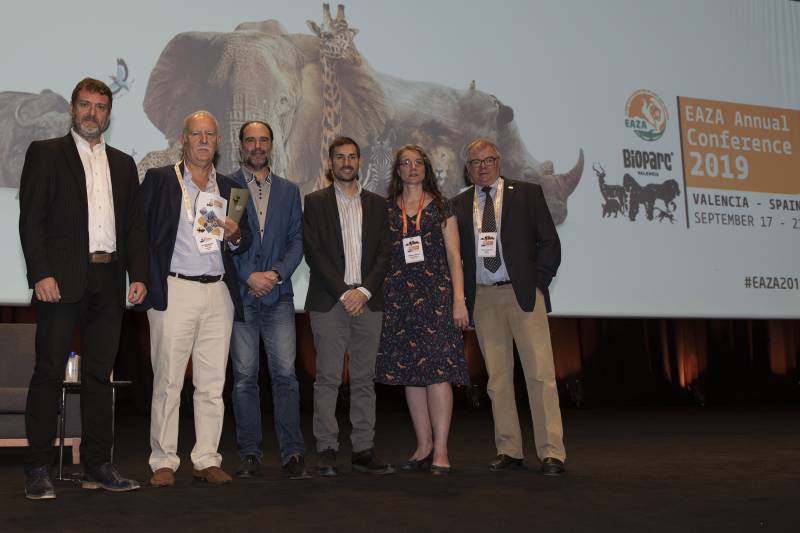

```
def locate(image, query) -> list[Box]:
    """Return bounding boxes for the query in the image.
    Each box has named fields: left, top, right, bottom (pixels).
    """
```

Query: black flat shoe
left=430, top=464, right=451, bottom=475
left=399, top=452, right=433, bottom=472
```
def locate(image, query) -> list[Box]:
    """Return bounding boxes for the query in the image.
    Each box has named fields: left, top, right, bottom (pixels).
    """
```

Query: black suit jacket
left=136, top=164, right=251, bottom=320
left=303, top=185, right=390, bottom=312
left=18, top=133, right=148, bottom=303
left=453, top=178, right=561, bottom=319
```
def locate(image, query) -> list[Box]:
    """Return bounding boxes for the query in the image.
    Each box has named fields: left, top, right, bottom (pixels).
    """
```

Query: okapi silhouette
left=593, top=163, right=626, bottom=214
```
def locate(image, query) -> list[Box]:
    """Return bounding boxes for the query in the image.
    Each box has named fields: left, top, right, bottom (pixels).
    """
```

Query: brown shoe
left=192, top=466, right=232, bottom=484
left=150, top=468, right=175, bottom=487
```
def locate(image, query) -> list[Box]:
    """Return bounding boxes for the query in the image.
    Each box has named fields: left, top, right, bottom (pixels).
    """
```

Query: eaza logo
left=625, top=90, right=668, bottom=141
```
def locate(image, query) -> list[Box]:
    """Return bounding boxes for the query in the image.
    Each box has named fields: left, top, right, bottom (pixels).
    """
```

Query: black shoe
left=82, top=462, right=141, bottom=492
left=488, top=454, right=524, bottom=471
left=317, top=448, right=338, bottom=477
left=282, top=454, right=311, bottom=480
left=540, top=457, right=565, bottom=477
left=235, top=454, right=262, bottom=479
left=25, top=466, right=55, bottom=500
left=351, top=448, right=395, bottom=475
left=430, top=464, right=451, bottom=476
left=399, top=451, right=433, bottom=472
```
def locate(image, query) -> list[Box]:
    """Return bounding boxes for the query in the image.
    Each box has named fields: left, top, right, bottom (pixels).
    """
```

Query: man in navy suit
left=19, top=77, right=148, bottom=499
left=452, top=138, right=566, bottom=476
left=139, top=110, right=251, bottom=487
left=227, top=121, right=307, bottom=480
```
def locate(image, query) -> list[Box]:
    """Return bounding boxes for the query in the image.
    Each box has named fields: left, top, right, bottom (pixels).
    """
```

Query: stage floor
left=1, top=404, right=798, bottom=532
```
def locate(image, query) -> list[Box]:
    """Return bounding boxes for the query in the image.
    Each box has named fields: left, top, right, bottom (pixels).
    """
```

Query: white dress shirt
left=334, top=181, right=371, bottom=300
left=72, top=129, right=116, bottom=253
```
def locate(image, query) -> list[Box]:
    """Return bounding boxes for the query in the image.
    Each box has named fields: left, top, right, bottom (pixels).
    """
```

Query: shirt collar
left=71, top=128, right=106, bottom=152
left=241, top=166, right=272, bottom=185
left=183, top=163, right=217, bottom=192
left=477, top=178, right=501, bottom=195
left=333, top=179, right=362, bottom=199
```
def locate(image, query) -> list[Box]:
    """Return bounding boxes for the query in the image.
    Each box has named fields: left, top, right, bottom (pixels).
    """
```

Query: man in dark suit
left=303, top=136, right=394, bottom=476
left=228, top=121, right=308, bottom=480
left=18, top=77, right=148, bottom=499
left=453, top=138, right=566, bottom=476
left=138, top=110, right=250, bottom=487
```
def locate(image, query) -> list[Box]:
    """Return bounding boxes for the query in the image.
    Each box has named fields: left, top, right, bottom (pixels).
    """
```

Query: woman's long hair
left=387, top=144, right=445, bottom=218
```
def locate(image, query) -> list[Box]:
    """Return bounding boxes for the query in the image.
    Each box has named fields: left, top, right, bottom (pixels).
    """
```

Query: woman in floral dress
left=375, top=144, right=469, bottom=474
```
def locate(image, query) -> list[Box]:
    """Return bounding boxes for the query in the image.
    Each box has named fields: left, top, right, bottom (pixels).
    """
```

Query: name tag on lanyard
left=403, top=236, right=424, bottom=263
left=477, top=232, right=498, bottom=257
left=401, top=194, right=426, bottom=264
left=174, top=162, right=222, bottom=254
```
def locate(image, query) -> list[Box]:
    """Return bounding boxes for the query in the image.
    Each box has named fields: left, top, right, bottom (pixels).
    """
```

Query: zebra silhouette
left=362, top=128, right=396, bottom=195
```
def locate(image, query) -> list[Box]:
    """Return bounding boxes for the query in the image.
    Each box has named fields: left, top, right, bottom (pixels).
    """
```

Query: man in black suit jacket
left=18, top=78, right=148, bottom=499
left=303, top=137, right=394, bottom=476
left=138, top=110, right=250, bottom=487
left=453, top=138, right=566, bottom=476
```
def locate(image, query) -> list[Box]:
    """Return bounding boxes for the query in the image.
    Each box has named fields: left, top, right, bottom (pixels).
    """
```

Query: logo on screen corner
left=625, top=90, right=668, bottom=141
left=592, top=161, right=680, bottom=223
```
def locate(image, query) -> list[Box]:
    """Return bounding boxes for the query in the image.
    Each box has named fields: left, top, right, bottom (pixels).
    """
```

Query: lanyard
left=174, top=162, right=219, bottom=224
left=472, top=177, right=504, bottom=233
left=400, top=193, right=425, bottom=236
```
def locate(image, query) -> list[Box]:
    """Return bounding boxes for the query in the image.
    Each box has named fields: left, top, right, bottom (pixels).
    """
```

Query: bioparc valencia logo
left=625, top=90, right=668, bottom=141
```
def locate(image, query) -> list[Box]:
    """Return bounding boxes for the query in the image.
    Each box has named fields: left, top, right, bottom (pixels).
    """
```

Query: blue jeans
left=230, top=295, right=304, bottom=464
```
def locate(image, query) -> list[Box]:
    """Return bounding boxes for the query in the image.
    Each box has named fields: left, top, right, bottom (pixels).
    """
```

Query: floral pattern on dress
left=375, top=198, right=469, bottom=386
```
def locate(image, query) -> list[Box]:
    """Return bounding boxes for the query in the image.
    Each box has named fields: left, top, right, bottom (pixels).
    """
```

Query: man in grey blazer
left=303, top=137, right=393, bottom=476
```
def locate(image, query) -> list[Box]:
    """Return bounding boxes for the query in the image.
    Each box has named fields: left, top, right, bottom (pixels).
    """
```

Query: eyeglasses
left=399, top=159, right=425, bottom=168
left=467, top=156, right=500, bottom=168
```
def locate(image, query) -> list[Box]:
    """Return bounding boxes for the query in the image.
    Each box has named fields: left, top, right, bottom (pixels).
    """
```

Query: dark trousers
left=25, top=262, right=124, bottom=470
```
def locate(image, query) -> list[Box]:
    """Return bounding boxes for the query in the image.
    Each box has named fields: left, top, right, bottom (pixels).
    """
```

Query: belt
left=169, top=272, right=224, bottom=284
left=89, top=251, right=117, bottom=264
left=480, top=280, right=512, bottom=287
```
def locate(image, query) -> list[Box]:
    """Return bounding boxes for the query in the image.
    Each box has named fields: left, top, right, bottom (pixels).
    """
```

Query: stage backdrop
left=1, top=0, right=798, bottom=318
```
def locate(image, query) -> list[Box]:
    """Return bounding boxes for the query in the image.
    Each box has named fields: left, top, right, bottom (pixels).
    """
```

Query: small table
left=57, top=380, right=132, bottom=482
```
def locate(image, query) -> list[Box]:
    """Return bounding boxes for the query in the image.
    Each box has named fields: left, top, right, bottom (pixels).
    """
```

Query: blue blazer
left=229, top=169, right=303, bottom=307
left=137, top=164, right=252, bottom=320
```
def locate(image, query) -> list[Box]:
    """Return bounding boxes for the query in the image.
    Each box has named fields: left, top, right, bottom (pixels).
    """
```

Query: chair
left=0, top=323, right=81, bottom=464
left=56, top=379, right=130, bottom=480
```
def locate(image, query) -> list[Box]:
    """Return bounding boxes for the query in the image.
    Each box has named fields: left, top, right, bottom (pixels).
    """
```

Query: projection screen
left=1, top=0, right=798, bottom=318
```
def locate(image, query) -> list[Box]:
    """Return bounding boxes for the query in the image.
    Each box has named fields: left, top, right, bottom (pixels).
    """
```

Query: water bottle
left=65, top=351, right=80, bottom=383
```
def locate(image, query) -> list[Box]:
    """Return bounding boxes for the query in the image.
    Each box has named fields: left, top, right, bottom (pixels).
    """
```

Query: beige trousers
left=147, top=276, right=234, bottom=471
left=473, top=284, right=565, bottom=462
